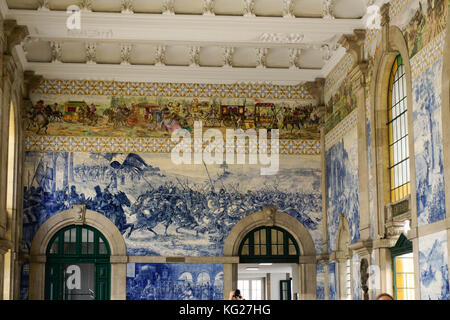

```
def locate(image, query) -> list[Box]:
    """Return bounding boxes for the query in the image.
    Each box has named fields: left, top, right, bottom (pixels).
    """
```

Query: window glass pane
left=99, top=237, right=108, bottom=255
left=63, top=228, right=77, bottom=254
left=49, top=237, right=59, bottom=254
left=389, top=56, right=410, bottom=203
left=254, top=231, right=260, bottom=245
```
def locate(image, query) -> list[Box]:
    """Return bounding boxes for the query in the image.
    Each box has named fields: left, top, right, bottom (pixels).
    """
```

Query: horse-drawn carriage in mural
left=253, top=103, right=276, bottom=129
left=133, top=103, right=163, bottom=128
left=219, top=104, right=246, bottom=128
left=63, top=101, right=87, bottom=122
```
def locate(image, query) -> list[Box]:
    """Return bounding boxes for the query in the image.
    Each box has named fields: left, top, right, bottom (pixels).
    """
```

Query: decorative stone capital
left=154, top=45, right=166, bottom=66
left=282, top=0, right=295, bottom=18
left=243, top=0, right=255, bottom=17
left=162, top=0, right=175, bottom=15
left=348, top=240, right=373, bottom=256
left=322, top=0, right=335, bottom=19
left=4, top=20, right=29, bottom=55
left=37, top=0, right=50, bottom=11
left=202, top=0, right=215, bottom=16
left=120, top=43, right=133, bottom=65
left=80, top=0, right=93, bottom=12
left=256, top=47, right=267, bottom=68
left=338, top=29, right=366, bottom=65
left=85, top=42, right=97, bottom=64
left=222, top=46, right=234, bottom=68
left=121, top=0, right=134, bottom=14
left=50, top=41, right=62, bottom=63
left=189, top=46, right=201, bottom=67
left=304, top=77, right=325, bottom=105
left=288, top=48, right=300, bottom=69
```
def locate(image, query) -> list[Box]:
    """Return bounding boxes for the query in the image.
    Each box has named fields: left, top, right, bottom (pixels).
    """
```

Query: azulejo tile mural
left=413, top=58, right=446, bottom=226
left=392, top=0, right=448, bottom=58
left=419, top=231, right=450, bottom=300
left=126, top=263, right=223, bottom=300
left=329, top=262, right=337, bottom=300
left=27, top=79, right=322, bottom=141
left=326, top=126, right=360, bottom=253
left=25, top=95, right=322, bottom=140
left=23, top=152, right=323, bottom=256
left=316, top=263, right=325, bottom=300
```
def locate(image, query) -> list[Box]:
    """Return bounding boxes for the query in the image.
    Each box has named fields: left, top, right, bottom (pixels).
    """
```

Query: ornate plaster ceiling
left=2, top=0, right=382, bottom=85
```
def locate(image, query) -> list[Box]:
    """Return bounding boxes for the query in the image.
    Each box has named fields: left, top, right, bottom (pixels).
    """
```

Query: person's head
left=376, top=293, right=394, bottom=300
left=234, top=289, right=241, bottom=297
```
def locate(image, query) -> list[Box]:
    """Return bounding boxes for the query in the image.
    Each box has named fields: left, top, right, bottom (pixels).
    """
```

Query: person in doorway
left=229, top=289, right=245, bottom=300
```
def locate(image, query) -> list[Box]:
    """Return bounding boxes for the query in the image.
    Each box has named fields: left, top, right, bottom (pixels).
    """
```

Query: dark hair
left=375, top=293, right=394, bottom=300
left=234, top=289, right=241, bottom=297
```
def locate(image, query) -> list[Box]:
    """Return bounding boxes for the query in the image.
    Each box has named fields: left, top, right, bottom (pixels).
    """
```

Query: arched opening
left=28, top=207, right=127, bottom=300
left=370, top=25, right=417, bottom=298
left=3, top=101, right=16, bottom=299
left=237, top=226, right=300, bottom=300
left=44, top=225, right=111, bottom=300
left=223, top=207, right=316, bottom=300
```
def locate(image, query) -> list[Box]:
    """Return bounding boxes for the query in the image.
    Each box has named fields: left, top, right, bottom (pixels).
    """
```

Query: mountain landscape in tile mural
left=325, top=127, right=360, bottom=252
left=24, top=95, right=322, bottom=140
left=23, top=152, right=322, bottom=256
left=413, top=58, right=446, bottom=226
left=419, top=231, right=450, bottom=300
left=126, top=263, right=223, bottom=300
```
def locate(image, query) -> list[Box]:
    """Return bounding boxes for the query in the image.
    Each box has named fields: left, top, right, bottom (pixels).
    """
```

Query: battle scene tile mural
left=23, top=152, right=322, bottom=256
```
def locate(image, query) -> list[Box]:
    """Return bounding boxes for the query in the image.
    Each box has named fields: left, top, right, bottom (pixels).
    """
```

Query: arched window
left=388, top=55, right=410, bottom=202
left=45, top=225, right=111, bottom=300
left=238, top=226, right=300, bottom=263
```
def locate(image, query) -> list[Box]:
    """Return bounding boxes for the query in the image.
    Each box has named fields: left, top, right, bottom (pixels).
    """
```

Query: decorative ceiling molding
left=23, top=61, right=323, bottom=85
left=1, top=1, right=378, bottom=85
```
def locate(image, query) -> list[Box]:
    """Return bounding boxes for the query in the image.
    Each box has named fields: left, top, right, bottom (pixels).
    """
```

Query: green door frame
left=390, top=233, right=413, bottom=300
left=44, top=225, right=111, bottom=300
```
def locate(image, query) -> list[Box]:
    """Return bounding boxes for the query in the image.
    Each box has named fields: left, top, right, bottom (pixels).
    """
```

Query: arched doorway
left=44, top=225, right=111, bottom=300
left=28, top=206, right=127, bottom=300
left=237, top=226, right=300, bottom=300
left=223, top=207, right=317, bottom=300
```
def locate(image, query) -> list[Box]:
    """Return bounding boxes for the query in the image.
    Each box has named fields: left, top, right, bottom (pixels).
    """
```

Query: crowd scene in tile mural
left=23, top=96, right=323, bottom=139
left=22, top=152, right=323, bottom=256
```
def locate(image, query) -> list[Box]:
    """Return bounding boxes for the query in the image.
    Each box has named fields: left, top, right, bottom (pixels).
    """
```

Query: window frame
left=390, top=234, right=414, bottom=300
left=387, top=54, right=411, bottom=203
left=238, top=226, right=300, bottom=263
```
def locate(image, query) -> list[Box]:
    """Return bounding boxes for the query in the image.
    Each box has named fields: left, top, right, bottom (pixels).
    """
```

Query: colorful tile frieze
left=33, top=80, right=315, bottom=100
left=24, top=135, right=321, bottom=155
left=324, top=108, right=358, bottom=151
left=411, top=30, right=446, bottom=79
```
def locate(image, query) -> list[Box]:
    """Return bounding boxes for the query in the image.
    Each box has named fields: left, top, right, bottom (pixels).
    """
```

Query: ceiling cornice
left=9, top=9, right=365, bottom=44
left=24, top=60, right=322, bottom=85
